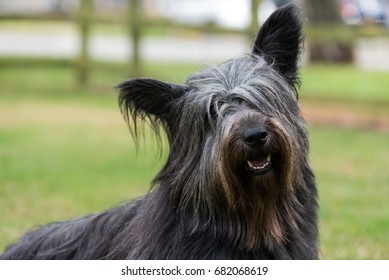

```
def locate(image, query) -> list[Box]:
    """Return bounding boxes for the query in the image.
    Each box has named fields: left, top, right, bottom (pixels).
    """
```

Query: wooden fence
left=0, top=0, right=260, bottom=86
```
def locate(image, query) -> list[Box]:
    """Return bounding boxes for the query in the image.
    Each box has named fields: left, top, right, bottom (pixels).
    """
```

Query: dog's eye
left=209, top=101, right=225, bottom=118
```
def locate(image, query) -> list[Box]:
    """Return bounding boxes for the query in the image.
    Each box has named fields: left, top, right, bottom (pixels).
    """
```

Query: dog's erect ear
left=252, top=4, right=303, bottom=88
left=117, top=78, right=186, bottom=139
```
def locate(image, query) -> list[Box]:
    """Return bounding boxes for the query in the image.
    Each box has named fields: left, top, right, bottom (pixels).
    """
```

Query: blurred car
left=339, top=0, right=388, bottom=25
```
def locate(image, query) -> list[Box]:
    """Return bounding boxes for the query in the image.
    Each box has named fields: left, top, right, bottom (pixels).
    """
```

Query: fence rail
left=0, top=0, right=260, bottom=86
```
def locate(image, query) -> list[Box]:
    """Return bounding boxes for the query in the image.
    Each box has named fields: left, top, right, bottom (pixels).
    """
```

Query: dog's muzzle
left=242, top=126, right=272, bottom=176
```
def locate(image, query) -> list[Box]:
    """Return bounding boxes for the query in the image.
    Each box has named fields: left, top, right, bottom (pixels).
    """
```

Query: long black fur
left=1, top=5, right=318, bottom=260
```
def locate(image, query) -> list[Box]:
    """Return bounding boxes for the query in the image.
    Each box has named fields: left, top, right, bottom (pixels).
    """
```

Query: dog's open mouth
left=246, top=153, right=272, bottom=175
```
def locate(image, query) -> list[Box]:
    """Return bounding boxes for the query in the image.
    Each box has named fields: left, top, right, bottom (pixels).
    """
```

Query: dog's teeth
left=247, top=157, right=271, bottom=172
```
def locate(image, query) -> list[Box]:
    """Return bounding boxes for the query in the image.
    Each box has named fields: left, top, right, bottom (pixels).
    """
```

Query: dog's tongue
left=250, top=156, right=267, bottom=166
left=250, top=154, right=268, bottom=167
left=247, top=153, right=271, bottom=174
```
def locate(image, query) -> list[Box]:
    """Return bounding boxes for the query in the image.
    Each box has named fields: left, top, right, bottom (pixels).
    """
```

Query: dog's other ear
left=117, top=78, right=186, bottom=139
left=252, top=4, right=303, bottom=88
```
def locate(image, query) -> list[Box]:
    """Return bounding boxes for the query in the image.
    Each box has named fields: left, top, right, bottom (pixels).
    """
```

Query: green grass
left=0, top=99, right=165, bottom=248
left=0, top=64, right=388, bottom=259
left=309, top=127, right=389, bottom=259
left=301, top=64, right=389, bottom=104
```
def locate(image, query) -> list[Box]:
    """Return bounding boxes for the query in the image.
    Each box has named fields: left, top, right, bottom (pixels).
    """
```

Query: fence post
left=249, top=0, right=260, bottom=38
left=77, top=0, right=92, bottom=86
left=129, top=0, right=141, bottom=77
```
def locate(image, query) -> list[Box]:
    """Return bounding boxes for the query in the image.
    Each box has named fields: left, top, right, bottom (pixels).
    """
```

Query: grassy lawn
left=310, top=127, right=388, bottom=259
left=0, top=64, right=388, bottom=259
left=301, top=64, right=389, bottom=104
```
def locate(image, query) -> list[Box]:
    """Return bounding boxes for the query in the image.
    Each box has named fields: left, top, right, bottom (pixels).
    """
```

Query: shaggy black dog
left=1, top=4, right=318, bottom=259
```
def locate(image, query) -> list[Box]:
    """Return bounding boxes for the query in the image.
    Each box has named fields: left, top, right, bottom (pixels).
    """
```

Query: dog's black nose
left=243, top=127, right=268, bottom=147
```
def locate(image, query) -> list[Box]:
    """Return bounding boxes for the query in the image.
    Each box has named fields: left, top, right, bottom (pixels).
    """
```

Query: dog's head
left=118, top=5, right=307, bottom=250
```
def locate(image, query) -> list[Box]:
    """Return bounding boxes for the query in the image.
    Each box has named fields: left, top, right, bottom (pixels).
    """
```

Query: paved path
left=355, top=38, right=389, bottom=71
left=0, top=31, right=249, bottom=63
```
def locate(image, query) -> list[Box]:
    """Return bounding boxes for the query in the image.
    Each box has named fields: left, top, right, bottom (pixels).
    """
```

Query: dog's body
left=1, top=5, right=318, bottom=260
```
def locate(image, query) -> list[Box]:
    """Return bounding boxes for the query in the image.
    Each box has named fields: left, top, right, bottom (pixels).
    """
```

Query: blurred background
left=0, top=0, right=388, bottom=259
